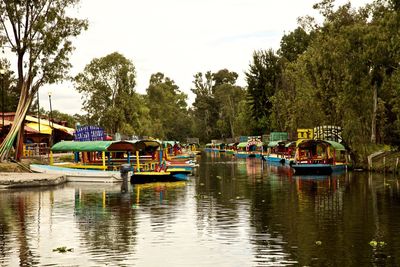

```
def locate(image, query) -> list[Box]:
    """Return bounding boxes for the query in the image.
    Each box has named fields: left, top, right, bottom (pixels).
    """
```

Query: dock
left=0, top=172, right=66, bottom=189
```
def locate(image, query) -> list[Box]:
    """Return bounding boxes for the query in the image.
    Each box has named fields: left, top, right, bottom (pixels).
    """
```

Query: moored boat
left=290, top=139, right=349, bottom=175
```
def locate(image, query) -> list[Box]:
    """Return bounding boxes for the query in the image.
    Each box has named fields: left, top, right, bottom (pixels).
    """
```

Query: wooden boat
left=30, top=163, right=122, bottom=183
left=30, top=140, right=190, bottom=183
left=234, top=140, right=263, bottom=158
left=263, top=140, right=296, bottom=164
left=290, top=139, right=348, bottom=175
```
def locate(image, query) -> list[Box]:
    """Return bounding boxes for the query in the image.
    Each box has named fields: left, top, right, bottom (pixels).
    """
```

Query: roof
left=130, top=139, right=161, bottom=151
left=324, top=140, right=346, bottom=150
left=25, top=115, right=75, bottom=135
left=237, top=142, right=248, bottom=148
left=267, top=140, right=286, bottom=147
left=26, top=122, right=52, bottom=135
left=51, top=141, right=137, bottom=152
left=296, top=139, right=346, bottom=151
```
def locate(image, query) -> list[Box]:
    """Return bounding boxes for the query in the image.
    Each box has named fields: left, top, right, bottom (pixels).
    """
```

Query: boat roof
left=296, top=139, right=346, bottom=150
left=51, top=141, right=132, bottom=152
left=267, top=140, right=286, bottom=147
left=51, top=140, right=161, bottom=152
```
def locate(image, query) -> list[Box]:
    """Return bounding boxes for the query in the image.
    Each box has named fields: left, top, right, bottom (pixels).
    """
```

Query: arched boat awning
left=51, top=141, right=139, bottom=152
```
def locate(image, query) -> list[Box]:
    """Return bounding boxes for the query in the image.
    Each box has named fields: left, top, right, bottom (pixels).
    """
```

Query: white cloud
left=35, top=0, right=372, bottom=114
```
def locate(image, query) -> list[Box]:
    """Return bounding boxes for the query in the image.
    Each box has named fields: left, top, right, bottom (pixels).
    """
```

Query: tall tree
left=245, top=49, right=281, bottom=134
left=75, top=52, right=143, bottom=136
left=0, top=0, right=88, bottom=161
left=191, top=71, right=219, bottom=142
left=146, top=72, right=191, bottom=140
left=212, top=69, right=245, bottom=138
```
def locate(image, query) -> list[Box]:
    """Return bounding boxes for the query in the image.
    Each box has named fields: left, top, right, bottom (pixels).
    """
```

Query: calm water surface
left=1, top=153, right=400, bottom=266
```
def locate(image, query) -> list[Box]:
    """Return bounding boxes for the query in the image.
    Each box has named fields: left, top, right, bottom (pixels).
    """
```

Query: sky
left=38, top=0, right=372, bottom=115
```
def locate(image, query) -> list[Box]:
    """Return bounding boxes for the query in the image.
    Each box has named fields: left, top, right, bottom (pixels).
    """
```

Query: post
left=48, top=92, right=54, bottom=148
left=136, top=151, right=140, bottom=172
left=37, top=90, right=40, bottom=133
left=49, top=151, right=53, bottom=165
left=0, top=69, right=5, bottom=128
left=120, top=164, right=131, bottom=192
left=102, top=151, right=106, bottom=171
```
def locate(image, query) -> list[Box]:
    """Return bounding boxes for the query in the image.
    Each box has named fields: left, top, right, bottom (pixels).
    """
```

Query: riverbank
left=0, top=172, right=66, bottom=189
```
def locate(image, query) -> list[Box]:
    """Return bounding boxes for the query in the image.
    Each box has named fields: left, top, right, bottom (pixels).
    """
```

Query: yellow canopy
left=25, top=115, right=75, bottom=135
left=26, top=122, right=52, bottom=135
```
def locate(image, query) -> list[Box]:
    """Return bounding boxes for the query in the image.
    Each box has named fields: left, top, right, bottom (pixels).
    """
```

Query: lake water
left=1, top=153, right=400, bottom=266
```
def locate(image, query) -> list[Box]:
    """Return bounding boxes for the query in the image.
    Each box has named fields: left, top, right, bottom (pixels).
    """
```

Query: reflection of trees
left=0, top=191, right=40, bottom=266
left=74, top=187, right=137, bottom=265
left=249, top=170, right=400, bottom=266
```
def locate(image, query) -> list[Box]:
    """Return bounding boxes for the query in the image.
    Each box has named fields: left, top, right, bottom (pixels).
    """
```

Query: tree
left=0, top=0, right=88, bottom=161
left=245, top=49, right=281, bottom=134
left=75, top=52, right=143, bottom=136
left=212, top=69, right=245, bottom=138
left=146, top=72, right=191, bottom=140
left=191, top=71, right=219, bottom=142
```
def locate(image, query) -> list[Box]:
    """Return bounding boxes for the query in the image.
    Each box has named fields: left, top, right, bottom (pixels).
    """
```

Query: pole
left=0, top=69, right=5, bottom=128
left=48, top=92, right=53, bottom=149
left=37, top=91, right=40, bottom=133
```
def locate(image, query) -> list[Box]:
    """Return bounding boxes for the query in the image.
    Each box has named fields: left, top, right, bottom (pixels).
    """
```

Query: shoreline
left=0, top=172, right=66, bottom=189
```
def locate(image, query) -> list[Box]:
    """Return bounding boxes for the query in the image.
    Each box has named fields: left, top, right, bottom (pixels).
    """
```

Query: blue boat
left=290, top=139, right=349, bottom=175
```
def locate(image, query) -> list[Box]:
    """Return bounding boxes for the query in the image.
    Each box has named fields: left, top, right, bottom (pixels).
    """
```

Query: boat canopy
left=51, top=141, right=136, bottom=152
left=324, top=140, right=346, bottom=150
left=267, top=140, right=286, bottom=147
left=296, top=139, right=346, bottom=150
left=285, top=141, right=296, bottom=148
left=237, top=142, right=248, bottom=148
left=131, top=139, right=161, bottom=152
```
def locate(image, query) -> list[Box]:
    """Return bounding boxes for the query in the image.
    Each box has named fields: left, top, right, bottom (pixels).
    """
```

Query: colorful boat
left=234, top=140, right=263, bottom=158
left=290, top=139, right=349, bottom=175
left=30, top=140, right=190, bottom=183
left=263, top=140, right=296, bottom=165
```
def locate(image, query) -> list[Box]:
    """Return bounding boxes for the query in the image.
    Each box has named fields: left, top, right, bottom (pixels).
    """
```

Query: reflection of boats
left=291, top=139, right=349, bottom=175
left=134, top=181, right=187, bottom=204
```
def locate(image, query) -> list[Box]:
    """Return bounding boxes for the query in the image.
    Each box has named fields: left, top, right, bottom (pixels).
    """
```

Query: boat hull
left=130, top=170, right=189, bottom=184
left=30, top=164, right=122, bottom=183
left=291, top=164, right=347, bottom=175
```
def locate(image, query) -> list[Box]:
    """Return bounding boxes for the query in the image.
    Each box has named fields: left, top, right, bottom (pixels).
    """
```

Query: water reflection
left=1, top=155, right=400, bottom=266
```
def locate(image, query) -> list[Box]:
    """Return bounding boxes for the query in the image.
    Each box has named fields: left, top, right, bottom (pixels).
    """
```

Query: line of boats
left=30, top=133, right=350, bottom=184
left=205, top=138, right=349, bottom=175
left=30, top=139, right=199, bottom=183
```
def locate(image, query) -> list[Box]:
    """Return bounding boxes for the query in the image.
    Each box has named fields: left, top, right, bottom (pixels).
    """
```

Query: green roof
left=51, top=140, right=160, bottom=152
left=52, top=141, right=120, bottom=152
left=237, top=142, right=248, bottom=148
left=297, top=139, right=346, bottom=151
left=325, top=140, right=346, bottom=150
left=267, top=141, right=286, bottom=147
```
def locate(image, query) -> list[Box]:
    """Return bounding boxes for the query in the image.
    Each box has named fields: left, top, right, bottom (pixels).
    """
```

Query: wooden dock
left=0, top=172, right=66, bottom=189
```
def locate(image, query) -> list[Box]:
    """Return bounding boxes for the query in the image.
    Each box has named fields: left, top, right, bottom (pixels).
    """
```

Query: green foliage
left=191, top=69, right=246, bottom=142
left=0, top=0, right=88, bottom=161
left=245, top=49, right=281, bottom=134
left=146, top=72, right=191, bottom=140
left=75, top=52, right=144, bottom=136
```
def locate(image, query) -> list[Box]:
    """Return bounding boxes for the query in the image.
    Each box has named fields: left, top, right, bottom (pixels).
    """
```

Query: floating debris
left=53, top=246, right=73, bottom=253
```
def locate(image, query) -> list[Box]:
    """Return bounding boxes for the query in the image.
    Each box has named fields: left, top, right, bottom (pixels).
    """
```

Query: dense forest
left=1, top=0, right=400, bottom=163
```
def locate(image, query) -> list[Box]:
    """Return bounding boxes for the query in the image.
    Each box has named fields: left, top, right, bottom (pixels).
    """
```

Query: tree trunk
left=0, top=83, right=33, bottom=161
left=371, top=82, right=377, bottom=144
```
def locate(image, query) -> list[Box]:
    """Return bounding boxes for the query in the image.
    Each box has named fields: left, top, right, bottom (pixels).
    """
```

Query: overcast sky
left=38, top=0, right=372, bottom=115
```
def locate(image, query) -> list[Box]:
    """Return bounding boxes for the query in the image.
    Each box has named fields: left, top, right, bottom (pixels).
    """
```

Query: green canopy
left=51, top=141, right=135, bottom=152
left=267, top=141, right=285, bottom=147
left=325, top=140, right=346, bottom=150
left=237, top=142, right=248, bottom=148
